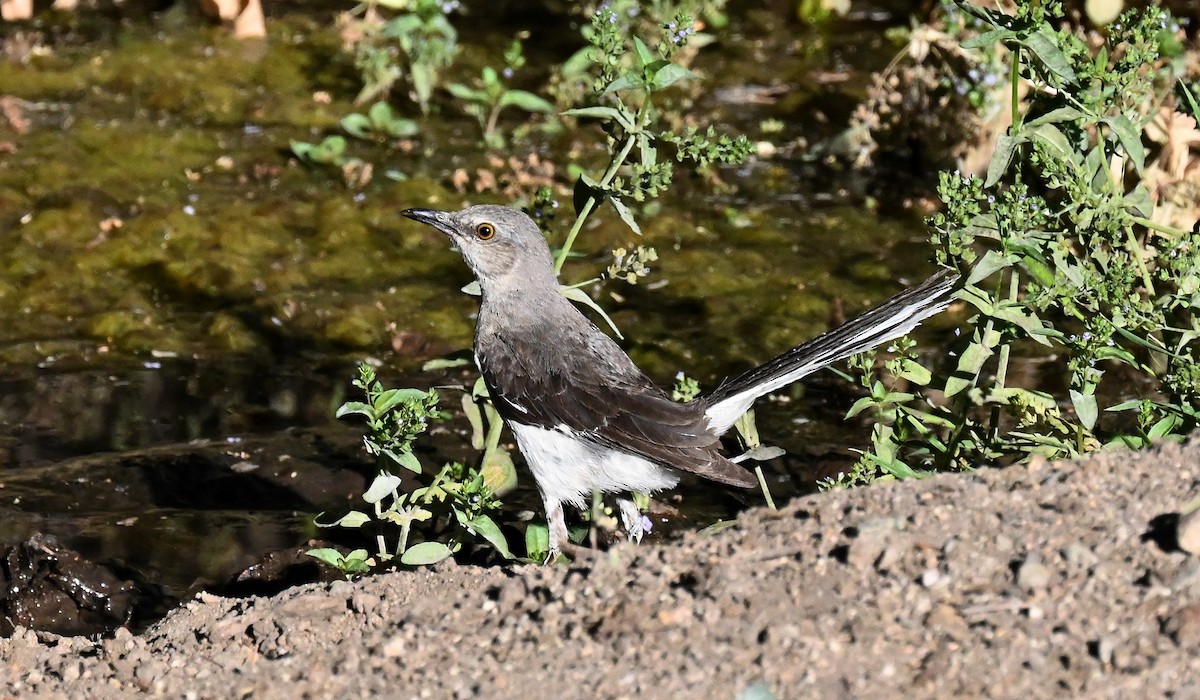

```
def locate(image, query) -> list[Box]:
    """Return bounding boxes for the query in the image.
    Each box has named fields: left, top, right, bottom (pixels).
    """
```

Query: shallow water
left=0, top=1, right=954, bottom=596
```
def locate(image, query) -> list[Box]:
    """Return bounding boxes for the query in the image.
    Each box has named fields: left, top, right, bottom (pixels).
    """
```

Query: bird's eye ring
left=476, top=223, right=496, bottom=240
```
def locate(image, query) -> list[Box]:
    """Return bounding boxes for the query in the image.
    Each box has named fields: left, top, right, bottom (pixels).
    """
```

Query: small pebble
left=381, top=635, right=406, bottom=658
left=1016, top=555, right=1052, bottom=591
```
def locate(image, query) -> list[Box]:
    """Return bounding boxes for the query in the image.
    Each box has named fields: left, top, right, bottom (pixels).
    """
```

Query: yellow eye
left=476, top=223, right=495, bottom=240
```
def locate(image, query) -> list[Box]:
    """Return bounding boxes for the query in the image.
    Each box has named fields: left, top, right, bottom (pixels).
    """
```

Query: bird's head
left=402, top=205, right=557, bottom=294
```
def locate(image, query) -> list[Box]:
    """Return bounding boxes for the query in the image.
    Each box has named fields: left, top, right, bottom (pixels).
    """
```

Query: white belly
left=509, top=422, right=681, bottom=508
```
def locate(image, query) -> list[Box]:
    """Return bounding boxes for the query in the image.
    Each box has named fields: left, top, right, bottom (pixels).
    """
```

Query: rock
left=1016, top=555, right=1053, bottom=592
left=1163, top=604, right=1200, bottom=646
left=1177, top=509, right=1200, bottom=555
left=1091, top=637, right=1115, bottom=665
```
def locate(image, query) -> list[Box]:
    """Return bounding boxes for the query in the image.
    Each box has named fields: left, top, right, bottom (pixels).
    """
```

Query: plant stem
left=484, top=404, right=504, bottom=453
left=994, top=272, right=1017, bottom=389
left=1133, top=216, right=1191, bottom=238
left=1010, top=44, right=1021, bottom=127
left=375, top=499, right=387, bottom=560
left=399, top=520, right=411, bottom=555
left=987, top=272, right=1019, bottom=445
left=485, top=103, right=501, bottom=141
left=755, top=465, right=777, bottom=511
left=553, top=133, right=639, bottom=274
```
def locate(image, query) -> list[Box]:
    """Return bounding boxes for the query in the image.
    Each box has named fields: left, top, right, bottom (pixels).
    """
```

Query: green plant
left=289, top=135, right=377, bottom=188
left=341, top=101, right=420, bottom=140
left=344, top=0, right=460, bottom=112
left=447, top=39, right=556, bottom=149
left=828, top=1, right=1198, bottom=487
left=308, top=363, right=512, bottom=575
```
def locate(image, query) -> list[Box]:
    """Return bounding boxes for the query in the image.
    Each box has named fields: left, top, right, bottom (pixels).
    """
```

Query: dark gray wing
left=477, top=330, right=756, bottom=488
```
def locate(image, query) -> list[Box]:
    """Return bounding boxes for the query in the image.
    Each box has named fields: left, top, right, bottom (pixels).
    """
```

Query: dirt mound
left=4, top=439, right=1199, bottom=698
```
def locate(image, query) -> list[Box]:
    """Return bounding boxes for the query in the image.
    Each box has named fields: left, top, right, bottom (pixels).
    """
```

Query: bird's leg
left=543, top=500, right=569, bottom=565
left=617, top=497, right=645, bottom=544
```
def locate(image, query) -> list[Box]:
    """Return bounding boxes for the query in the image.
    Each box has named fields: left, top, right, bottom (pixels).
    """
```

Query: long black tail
left=701, top=270, right=959, bottom=434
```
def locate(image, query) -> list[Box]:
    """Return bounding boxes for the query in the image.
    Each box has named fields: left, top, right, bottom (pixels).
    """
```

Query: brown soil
left=3, top=438, right=1200, bottom=699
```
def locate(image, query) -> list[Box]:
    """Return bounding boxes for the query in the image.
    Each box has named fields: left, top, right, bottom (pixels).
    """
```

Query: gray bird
left=403, top=204, right=957, bottom=558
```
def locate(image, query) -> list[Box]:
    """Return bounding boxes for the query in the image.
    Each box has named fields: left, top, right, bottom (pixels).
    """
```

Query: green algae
left=0, top=8, right=935, bottom=382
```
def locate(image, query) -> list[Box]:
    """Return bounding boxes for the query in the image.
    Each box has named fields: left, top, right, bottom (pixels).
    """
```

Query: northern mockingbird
left=403, top=204, right=958, bottom=558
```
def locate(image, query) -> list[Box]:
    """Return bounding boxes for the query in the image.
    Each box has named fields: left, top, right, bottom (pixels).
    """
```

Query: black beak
left=402, top=208, right=455, bottom=236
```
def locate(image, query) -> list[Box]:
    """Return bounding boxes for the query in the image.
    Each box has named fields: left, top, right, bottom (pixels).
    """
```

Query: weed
left=308, top=363, right=512, bottom=575
left=829, top=2, right=1199, bottom=487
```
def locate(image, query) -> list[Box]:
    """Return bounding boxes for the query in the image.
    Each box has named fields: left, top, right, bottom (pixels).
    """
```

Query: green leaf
left=363, top=473, right=402, bottom=503
left=1105, top=399, right=1143, bottom=412
left=482, top=66, right=499, bottom=89
left=1122, top=184, right=1153, bottom=218
left=609, top=196, right=641, bottom=235
left=1030, top=123, right=1076, bottom=163
left=1020, top=26, right=1078, bottom=84
left=1025, top=106, right=1087, bottom=127
left=649, top=64, right=698, bottom=91
left=967, top=249, right=1018, bottom=286
left=638, top=131, right=656, bottom=168
left=447, top=83, right=488, bottom=103
left=368, top=101, right=394, bottom=125
left=524, top=523, right=549, bottom=562
left=411, top=64, right=434, bottom=107
left=385, top=449, right=422, bottom=474
left=1148, top=414, right=1182, bottom=438
left=466, top=513, right=514, bottom=559
left=383, top=118, right=419, bottom=139
left=562, top=106, right=632, bottom=130
left=335, top=401, right=374, bottom=419
left=462, top=392, right=486, bottom=450
left=481, top=447, right=518, bottom=496
left=1069, top=389, right=1098, bottom=431
left=697, top=519, right=738, bottom=536
left=1018, top=253, right=1057, bottom=287
left=960, top=28, right=1014, bottom=49
left=845, top=395, right=877, bottom=419
left=422, top=356, right=471, bottom=371
left=632, top=36, right=655, bottom=68
left=400, top=541, right=454, bottom=566
left=498, top=90, right=556, bottom=113
left=898, top=359, right=932, bottom=385
left=306, top=548, right=346, bottom=568
left=741, top=445, right=786, bottom=462
left=602, top=73, right=645, bottom=94
left=472, top=376, right=490, bottom=399
left=1180, top=80, right=1200, bottom=120
left=1101, top=115, right=1146, bottom=173
left=316, top=510, right=371, bottom=528
left=990, top=301, right=1053, bottom=345
left=1113, top=326, right=1188, bottom=360
left=375, top=388, right=430, bottom=414
left=560, top=46, right=594, bottom=78
left=341, top=113, right=373, bottom=139
left=560, top=286, right=623, bottom=339
left=292, top=136, right=346, bottom=165
left=734, top=409, right=761, bottom=448
left=945, top=341, right=993, bottom=397
left=985, top=133, right=1022, bottom=187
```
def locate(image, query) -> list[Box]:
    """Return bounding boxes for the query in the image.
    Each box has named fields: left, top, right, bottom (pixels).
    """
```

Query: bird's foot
left=617, top=497, right=648, bottom=544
